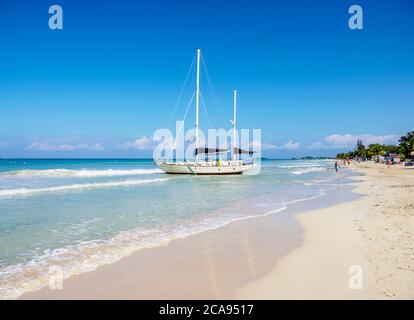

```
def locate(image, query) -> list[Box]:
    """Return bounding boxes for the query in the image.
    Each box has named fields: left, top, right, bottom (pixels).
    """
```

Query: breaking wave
left=1, top=168, right=163, bottom=178
left=0, top=191, right=325, bottom=300
left=0, top=178, right=169, bottom=198
left=291, top=167, right=326, bottom=175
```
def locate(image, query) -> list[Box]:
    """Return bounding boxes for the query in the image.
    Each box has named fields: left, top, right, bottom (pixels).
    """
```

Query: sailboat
left=155, top=49, right=255, bottom=175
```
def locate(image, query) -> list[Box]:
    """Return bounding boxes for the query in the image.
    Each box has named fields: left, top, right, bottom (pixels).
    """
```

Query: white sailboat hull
left=156, top=161, right=254, bottom=175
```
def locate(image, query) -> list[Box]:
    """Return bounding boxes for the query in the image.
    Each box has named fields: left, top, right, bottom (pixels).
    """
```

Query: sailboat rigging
left=155, top=49, right=255, bottom=175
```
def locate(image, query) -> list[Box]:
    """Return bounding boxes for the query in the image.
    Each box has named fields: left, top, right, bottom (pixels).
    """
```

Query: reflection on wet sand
left=21, top=185, right=356, bottom=299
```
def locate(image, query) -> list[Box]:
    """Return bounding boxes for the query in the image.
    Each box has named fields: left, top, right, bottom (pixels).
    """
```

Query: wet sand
left=22, top=175, right=357, bottom=299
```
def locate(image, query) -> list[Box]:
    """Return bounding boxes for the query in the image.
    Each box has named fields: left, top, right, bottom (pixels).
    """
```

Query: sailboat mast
left=233, top=90, right=237, bottom=161
left=195, top=49, right=201, bottom=161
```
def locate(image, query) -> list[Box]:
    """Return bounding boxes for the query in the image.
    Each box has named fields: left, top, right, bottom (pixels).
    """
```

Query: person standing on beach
left=335, top=161, right=339, bottom=173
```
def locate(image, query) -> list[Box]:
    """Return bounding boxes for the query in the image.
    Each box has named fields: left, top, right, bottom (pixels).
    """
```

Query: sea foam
left=0, top=191, right=325, bottom=300
left=0, top=178, right=168, bottom=198
left=1, top=168, right=163, bottom=178
left=291, top=167, right=326, bottom=175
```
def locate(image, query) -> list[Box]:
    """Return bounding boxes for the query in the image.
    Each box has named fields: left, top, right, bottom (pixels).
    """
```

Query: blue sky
left=0, top=0, right=413, bottom=158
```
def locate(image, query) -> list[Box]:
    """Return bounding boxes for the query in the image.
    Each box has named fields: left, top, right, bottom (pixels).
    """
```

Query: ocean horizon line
left=0, top=157, right=335, bottom=161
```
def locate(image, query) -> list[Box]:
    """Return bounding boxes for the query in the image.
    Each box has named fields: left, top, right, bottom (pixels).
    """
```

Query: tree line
left=336, top=131, right=414, bottom=160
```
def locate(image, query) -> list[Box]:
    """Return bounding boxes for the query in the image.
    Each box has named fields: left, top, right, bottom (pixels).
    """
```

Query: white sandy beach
left=239, top=162, right=414, bottom=299
left=21, top=163, right=414, bottom=299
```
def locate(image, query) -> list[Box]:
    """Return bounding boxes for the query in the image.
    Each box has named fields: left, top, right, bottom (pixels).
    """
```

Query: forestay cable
left=168, top=55, right=196, bottom=130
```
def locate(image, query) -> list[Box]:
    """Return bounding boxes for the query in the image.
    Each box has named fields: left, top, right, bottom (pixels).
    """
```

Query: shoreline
left=20, top=163, right=414, bottom=299
left=20, top=171, right=358, bottom=299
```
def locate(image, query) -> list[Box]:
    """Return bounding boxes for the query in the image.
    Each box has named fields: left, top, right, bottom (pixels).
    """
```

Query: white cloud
left=308, top=134, right=398, bottom=149
left=117, top=136, right=155, bottom=150
left=281, top=140, right=300, bottom=150
left=119, top=136, right=231, bottom=151
left=252, top=140, right=300, bottom=150
left=252, top=141, right=276, bottom=150
left=27, top=142, right=104, bottom=152
left=121, top=135, right=301, bottom=153
left=0, top=142, right=9, bottom=150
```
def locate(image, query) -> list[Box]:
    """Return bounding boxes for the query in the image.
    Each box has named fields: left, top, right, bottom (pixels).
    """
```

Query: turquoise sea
left=0, top=158, right=340, bottom=299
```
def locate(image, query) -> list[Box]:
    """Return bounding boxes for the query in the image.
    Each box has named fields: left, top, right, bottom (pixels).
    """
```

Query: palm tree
left=398, top=131, right=414, bottom=158
left=355, top=139, right=366, bottom=157
left=384, top=144, right=398, bottom=153
left=367, top=144, right=385, bottom=161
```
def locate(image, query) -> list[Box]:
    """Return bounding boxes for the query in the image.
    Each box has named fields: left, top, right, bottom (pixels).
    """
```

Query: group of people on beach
left=334, top=159, right=350, bottom=173
left=335, top=158, right=393, bottom=172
